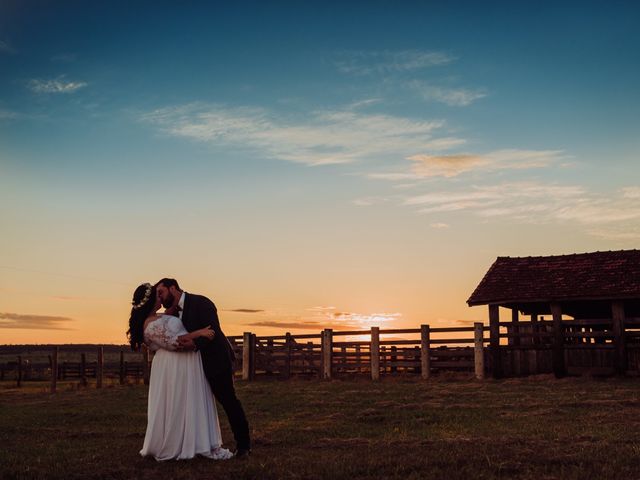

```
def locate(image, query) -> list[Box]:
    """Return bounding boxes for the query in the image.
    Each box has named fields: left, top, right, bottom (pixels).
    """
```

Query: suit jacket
left=180, top=292, right=236, bottom=378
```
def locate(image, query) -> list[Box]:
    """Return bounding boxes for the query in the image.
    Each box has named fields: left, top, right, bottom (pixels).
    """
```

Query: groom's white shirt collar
left=178, top=292, right=186, bottom=318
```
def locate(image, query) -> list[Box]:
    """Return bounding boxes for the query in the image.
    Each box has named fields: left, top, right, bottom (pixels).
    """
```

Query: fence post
left=242, top=332, right=252, bottom=381
left=322, top=329, right=333, bottom=380
left=250, top=334, right=257, bottom=380
left=304, top=341, right=312, bottom=373
left=420, top=324, right=430, bottom=379
left=266, top=339, right=274, bottom=375
left=142, top=346, right=150, bottom=385
left=474, top=322, right=485, bottom=380
left=51, top=347, right=58, bottom=393
left=97, top=346, right=104, bottom=389
left=17, top=355, right=22, bottom=388
left=285, top=332, right=292, bottom=379
left=80, top=353, right=87, bottom=387
left=371, top=327, right=380, bottom=380
left=119, top=351, right=125, bottom=385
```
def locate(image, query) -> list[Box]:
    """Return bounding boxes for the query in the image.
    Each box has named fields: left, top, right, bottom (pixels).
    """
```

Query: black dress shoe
left=234, top=448, right=251, bottom=458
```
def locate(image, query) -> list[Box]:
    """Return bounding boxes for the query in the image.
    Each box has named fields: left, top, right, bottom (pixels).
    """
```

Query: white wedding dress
left=140, top=314, right=233, bottom=461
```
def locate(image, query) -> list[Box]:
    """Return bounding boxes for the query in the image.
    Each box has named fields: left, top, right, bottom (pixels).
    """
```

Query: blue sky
left=1, top=1, right=639, bottom=342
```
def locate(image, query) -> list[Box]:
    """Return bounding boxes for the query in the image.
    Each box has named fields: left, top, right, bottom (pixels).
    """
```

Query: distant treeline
left=0, top=344, right=129, bottom=354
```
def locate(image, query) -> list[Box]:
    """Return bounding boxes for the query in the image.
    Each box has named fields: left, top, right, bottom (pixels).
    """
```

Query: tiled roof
left=467, top=250, right=640, bottom=306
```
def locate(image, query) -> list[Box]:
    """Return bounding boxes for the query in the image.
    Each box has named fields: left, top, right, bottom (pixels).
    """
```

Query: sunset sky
left=1, top=1, right=639, bottom=344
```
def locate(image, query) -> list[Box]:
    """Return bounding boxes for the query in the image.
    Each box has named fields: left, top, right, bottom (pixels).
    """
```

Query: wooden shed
left=467, top=250, right=640, bottom=378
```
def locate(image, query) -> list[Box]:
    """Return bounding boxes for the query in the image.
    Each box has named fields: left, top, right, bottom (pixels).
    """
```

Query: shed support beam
left=551, top=302, right=566, bottom=378
left=611, top=301, right=627, bottom=374
left=511, top=308, right=520, bottom=347
left=489, top=304, right=502, bottom=379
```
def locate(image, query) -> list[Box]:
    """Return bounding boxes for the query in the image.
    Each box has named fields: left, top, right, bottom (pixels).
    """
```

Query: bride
left=127, top=283, right=233, bottom=461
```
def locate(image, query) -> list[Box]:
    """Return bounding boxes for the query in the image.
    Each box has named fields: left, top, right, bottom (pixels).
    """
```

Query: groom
left=155, top=278, right=251, bottom=457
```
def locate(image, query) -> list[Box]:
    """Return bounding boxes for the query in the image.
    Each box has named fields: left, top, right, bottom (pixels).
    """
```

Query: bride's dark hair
left=127, top=283, right=157, bottom=351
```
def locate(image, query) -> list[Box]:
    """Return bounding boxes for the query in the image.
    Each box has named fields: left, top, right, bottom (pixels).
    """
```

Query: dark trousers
left=206, top=369, right=251, bottom=450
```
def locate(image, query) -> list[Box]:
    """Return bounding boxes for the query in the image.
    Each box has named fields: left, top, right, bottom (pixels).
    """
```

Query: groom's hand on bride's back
left=177, top=337, right=197, bottom=351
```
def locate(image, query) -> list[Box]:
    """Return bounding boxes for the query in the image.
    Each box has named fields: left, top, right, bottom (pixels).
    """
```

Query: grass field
left=1, top=375, right=640, bottom=479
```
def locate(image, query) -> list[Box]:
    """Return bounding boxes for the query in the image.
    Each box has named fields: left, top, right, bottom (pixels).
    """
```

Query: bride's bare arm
left=178, top=326, right=215, bottom=342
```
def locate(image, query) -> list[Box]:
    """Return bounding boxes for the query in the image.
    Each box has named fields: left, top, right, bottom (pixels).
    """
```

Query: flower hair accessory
left=132, top=283, right=153, bottom=310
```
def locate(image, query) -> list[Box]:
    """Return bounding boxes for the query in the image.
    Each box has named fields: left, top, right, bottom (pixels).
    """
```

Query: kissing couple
left=127, top=278, right=251, bottom=461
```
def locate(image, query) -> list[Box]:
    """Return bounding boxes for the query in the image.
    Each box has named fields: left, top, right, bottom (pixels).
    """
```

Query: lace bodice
left=144, top=314, right=188, bottom=352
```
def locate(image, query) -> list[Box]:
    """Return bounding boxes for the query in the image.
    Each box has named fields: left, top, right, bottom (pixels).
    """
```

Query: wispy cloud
left=0, top=312, right=75, bottom=330
left=368, top=149, right=565, bottom=180
left=27, top=76, right=87, bottom=94
left=0, top=40, right=16, bottom=54
left=411, top=81, right=487, bottom=106
left=51, top=53, right=77, bottom=63
left=430, top=223, right=450, bottom=229
left=141, top=103, right=449, bottom=166
left=409, top=149, right=566, bottom=178
left=402, top=182, right=640, bottom=237
left=622, top=187, right=640, bottom=199
left=0, top=109, right=19, bottom=120
left=49, top=295, right=91, bottom=302
left=352, top=196, right=394, bottom=206
left=247, top=307, right=403, bottom=332
left=246, top=320, right=329, bottom=330
left=335, top=50, right=454, bottom=75
left=226, top=308, right=265, bottom=313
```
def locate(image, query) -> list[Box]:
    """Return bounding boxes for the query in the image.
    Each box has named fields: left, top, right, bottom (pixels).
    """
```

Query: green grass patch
left=1, top=375, right=640, bottom=479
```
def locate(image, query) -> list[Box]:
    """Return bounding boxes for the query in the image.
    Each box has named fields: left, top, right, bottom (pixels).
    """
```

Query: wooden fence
left=0, top=348, right=151, bottom=392
left=4, top=316, right=638, bottom=390
left=1, top=323, right=488, bottom=390
left=227, top=324, right=488, bottom=381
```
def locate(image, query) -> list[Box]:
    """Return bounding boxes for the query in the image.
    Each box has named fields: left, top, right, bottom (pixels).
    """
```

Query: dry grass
left=1, top=375, right=640, bottom=479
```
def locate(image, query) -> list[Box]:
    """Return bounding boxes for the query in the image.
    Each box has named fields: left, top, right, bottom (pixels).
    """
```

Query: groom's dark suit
left=181, top=292, right=251, bottom=451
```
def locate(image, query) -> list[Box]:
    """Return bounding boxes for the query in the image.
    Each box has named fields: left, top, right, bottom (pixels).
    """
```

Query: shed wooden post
left=17, top=355, right=22, bottom=388
left=551, top=302, right=566, bottom=378
left=285, top=332, right=292, bottom=379
left=322, top=329, right=333, bottom=380
left=51, top=347, right=58, bottom=393
left=611, top=301, right=627, bottom=374
left=119, top=351, right=125, bottom=385
left=489, top=304, right=502, bottom=378
left=511, top=308, right=520, bottom=347
left=474, top=322, right=485, bottom=380
left=531, top=312, right=540, bottom=345
left=420, top=325, right=430, bottom=380
left=242, top=332, right=252, bottom=380
left=142, top=348, right=150, bottom=386
left=370, top=327, right=380, bottom=380
left=80, top=353, right=87, bottom=387
left=96, top=346, right=104, bottom=389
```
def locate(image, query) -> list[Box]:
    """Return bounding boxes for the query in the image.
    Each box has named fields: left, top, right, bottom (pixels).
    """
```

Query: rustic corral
left=468, top=249, right=640, bottom=378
